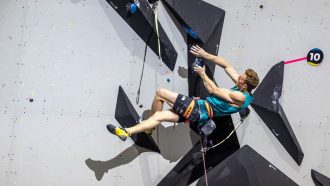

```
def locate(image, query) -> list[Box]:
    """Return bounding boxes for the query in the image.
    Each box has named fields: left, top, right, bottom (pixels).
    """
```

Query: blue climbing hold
left=182, top=25, right=199, bottom=39
left=129, top=3, right=138, bottom=14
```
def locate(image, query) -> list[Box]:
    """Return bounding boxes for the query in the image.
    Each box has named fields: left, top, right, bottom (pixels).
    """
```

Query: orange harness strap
left=183, top=100, right=195, bottom=118
left=205, top=101, right=213, bottom=119
left=183, top=100, right=195, bottom=124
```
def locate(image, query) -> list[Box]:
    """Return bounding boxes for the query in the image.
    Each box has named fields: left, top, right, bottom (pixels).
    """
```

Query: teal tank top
left=206, top=86, right=253, bottom=117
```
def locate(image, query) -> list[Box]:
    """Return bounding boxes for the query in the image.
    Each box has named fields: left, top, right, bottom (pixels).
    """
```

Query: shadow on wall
left=85, top=144, right=147, bottom=181
left=85, top=122, right=200, bottom=181
left=177, top=66, right=188, bottom=78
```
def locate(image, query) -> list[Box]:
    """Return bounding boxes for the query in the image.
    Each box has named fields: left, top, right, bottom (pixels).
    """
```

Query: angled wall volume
left=251, top=61, right=304, bottom=165
left=157, top=115, right=240, bottom=186
left=115, top=86, right=160, bottom=153
left=162, top=0, right=225, bottom=98
left=311, top=169, right=330, bottom=186
left=197, top=145, right=298, bottom=186
left=106, top=0, right=177, bottom=71
left=162, top=0, right=225, bottom=44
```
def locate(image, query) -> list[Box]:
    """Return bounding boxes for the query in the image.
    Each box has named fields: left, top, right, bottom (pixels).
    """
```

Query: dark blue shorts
left=172, top=94, right=200, bottom=123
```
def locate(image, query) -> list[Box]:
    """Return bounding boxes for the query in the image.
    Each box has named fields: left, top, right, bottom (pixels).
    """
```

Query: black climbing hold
left=260, top=5, right=264, bottom=9
left=29, top=98, right=34, bottom=102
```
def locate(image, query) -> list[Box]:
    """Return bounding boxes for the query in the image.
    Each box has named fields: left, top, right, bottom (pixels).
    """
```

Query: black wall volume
left=162, top=0, right=225, bottom=44
left=311, top=169, right=330, bottom=186
left=251, top=61, right=304, bottom=165
left=197, top=145, right=298, bottom=186
left=115, top=86, right=160, bottom=153
left=162, top=0, right=225, bottom=98
left=106, top=0, right=177, bottom=71
left=148, top=0, right=159, bottom=3
left=157, top=115, right=240, bottom=186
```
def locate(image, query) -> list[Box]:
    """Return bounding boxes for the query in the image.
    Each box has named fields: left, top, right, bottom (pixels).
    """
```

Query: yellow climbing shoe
left=106, top=124, right=129, bottom=141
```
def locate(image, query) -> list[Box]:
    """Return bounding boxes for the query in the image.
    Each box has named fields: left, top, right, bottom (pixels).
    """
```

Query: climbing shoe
left=106, top=124, right=129, bottom=141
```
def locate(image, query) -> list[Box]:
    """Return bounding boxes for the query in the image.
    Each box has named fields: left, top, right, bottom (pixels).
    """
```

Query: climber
left=106, top=45, right=259, bottom=141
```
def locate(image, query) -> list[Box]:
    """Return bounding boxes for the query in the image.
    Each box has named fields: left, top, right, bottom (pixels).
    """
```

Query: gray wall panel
left=0, top=0, right=329, bottom=185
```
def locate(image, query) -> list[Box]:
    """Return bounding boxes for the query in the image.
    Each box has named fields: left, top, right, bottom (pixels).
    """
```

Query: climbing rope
left=201, top=117, right=246, bottom=153
left=135, top=3, right=161, bottom=105
left=135, top=2, right=161, bottom=105
left=198, top=128, right=209, bottom=186
left=153, top=2, right=162, bottom=60
left=136, top=33, right=150, bottom=105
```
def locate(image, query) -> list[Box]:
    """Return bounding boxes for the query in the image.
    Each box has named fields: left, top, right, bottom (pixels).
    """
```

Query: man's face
left=237, top=73, right=247, bottom=89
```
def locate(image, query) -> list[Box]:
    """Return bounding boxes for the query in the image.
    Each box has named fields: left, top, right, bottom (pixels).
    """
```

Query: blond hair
left=245, top=69, right=259, bottom=92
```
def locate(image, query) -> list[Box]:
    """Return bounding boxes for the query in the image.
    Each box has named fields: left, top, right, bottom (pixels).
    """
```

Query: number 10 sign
left=307, top=48, right=324, bottom=66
